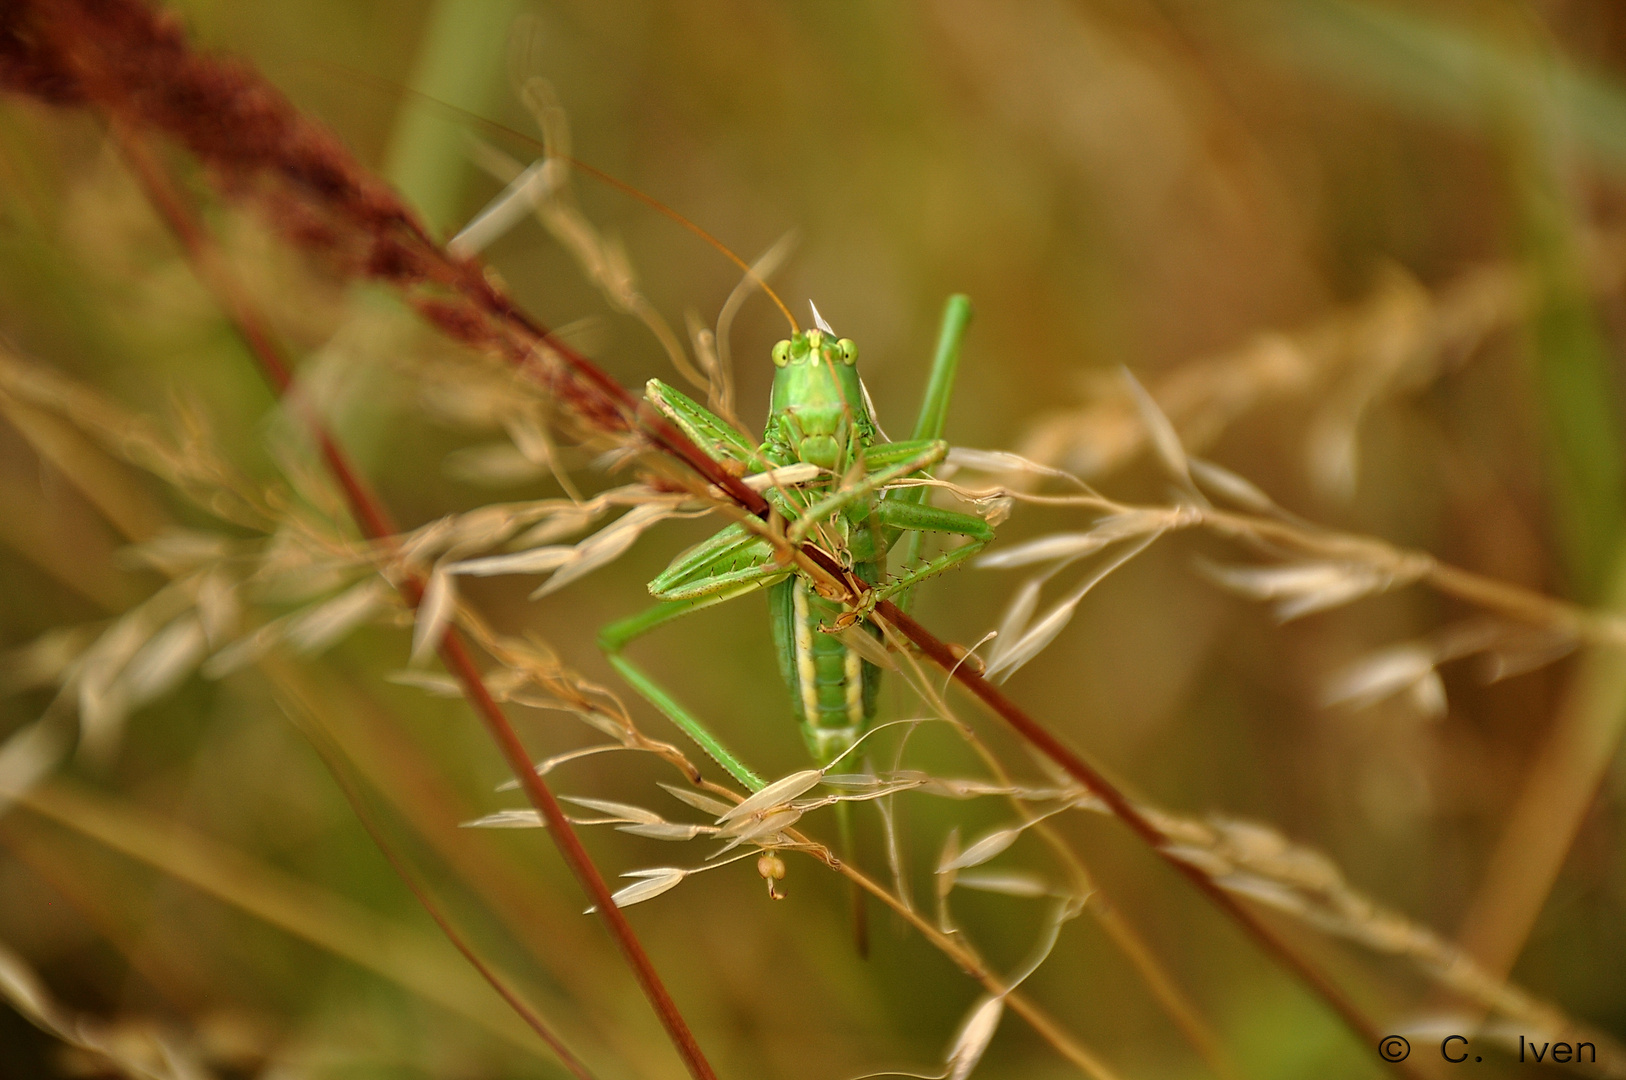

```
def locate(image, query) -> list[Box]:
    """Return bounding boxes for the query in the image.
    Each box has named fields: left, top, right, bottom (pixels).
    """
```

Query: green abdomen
left=768, top=576, right=881, bottom=766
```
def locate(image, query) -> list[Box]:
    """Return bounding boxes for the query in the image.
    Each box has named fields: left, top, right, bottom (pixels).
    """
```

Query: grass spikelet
left=588, top=868, right=688, bottom=913
left=282, top=577, right=394, bottom=654
left=716, top=768, right=824, bottom=823
left=658, top=783, right=735, bottom=817
left=940, top=825, right=1022, bottom=871
left=1321, top=642, right=1447, bottom=714
left=408, top=565, right=456, bottom=663
left=983, top=531, right=1162, bottom=679
left=1197, top=557, right=1425, bottom=621
left=951, top=870, right=1051, bottom=899
left=945, top=995, right=1004, bottom=1080
left=0, top=722, right=68, bottom=808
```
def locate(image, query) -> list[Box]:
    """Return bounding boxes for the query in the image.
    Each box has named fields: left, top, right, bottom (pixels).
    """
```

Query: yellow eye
left=838, top=338, right=858, bottom=366
left=772, top=340, right=791, bottom=367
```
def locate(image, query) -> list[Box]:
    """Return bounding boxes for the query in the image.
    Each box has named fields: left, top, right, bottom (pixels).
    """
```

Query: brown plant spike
left=2, top=5, right=722, bottom=1078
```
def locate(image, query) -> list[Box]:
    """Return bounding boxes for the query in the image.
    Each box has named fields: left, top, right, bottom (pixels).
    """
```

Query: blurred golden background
left=3, top=1, right=1626, bottom=1077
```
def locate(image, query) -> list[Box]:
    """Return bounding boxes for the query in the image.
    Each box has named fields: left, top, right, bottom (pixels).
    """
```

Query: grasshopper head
left=771, top=327, right=858, bottom=371
left=766, top=327, right=871, bottom=471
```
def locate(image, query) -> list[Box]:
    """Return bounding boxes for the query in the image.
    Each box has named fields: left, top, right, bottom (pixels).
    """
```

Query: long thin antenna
left=564, top=156, right=799, bottom=335
left=320, top=62, right=801, bottom=335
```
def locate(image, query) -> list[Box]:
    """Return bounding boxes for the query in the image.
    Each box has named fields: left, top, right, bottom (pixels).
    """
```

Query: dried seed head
left=757, top=853, right=787, bottom=899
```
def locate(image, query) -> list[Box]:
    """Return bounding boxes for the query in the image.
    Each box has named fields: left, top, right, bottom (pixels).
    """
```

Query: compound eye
left=838, top=338, right=858, bottom=366
left=771, top=340, right=791, bottom=367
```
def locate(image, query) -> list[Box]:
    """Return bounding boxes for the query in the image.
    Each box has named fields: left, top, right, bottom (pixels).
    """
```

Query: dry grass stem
left=1015, top=237, right=1626, bottom=489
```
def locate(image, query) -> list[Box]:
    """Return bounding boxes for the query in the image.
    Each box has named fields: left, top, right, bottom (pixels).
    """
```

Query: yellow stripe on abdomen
left=844, top=641, right=864, bottom=727
left=791, top=580, right=821, bottom=729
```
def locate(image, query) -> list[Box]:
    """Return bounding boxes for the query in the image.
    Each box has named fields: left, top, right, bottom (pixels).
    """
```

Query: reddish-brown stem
left=111, top=125, right=402, bottom=543
left=435, top=630, right=719, bottom=1080
left=875, top=604, right=1405, bottom=1069
left=289, top=687, right=599, bottom=1080
left=114, top=130, right=719, bottom=1080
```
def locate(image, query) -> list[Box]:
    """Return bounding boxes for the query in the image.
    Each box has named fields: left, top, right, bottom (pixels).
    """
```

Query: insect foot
left=823, top=610, right=862, bottom=634
left=843, top=588, right=885, bottom=627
